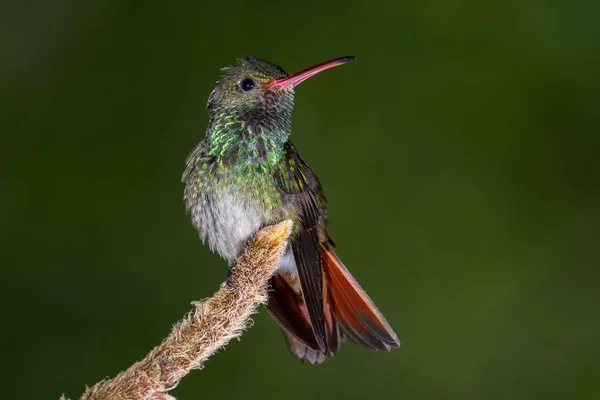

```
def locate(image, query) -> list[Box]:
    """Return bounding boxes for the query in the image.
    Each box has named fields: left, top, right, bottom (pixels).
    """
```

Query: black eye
left=240, top=78, right=255, bottom=91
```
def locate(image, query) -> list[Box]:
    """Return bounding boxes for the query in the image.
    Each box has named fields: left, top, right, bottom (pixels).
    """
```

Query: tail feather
left=266, top=273, right=340, bottom=364
left=321, top=241, right=400, bottom=350
left=322, top=273, right=343, bottom=355
left=282, top=330, right=327, bottom=365
left=266, top=273, right=320, bottom=350
left=266, top=242, right=399, bottom=364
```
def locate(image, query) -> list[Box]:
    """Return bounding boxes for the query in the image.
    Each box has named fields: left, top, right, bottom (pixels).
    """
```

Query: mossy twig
left=62, top=220, right=292, bottom=400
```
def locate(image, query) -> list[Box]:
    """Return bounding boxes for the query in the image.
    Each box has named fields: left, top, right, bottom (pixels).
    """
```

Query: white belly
left=197, top=190, right=267, bottom=264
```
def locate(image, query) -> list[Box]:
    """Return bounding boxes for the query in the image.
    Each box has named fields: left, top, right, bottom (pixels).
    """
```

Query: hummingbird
left=183, top=56, right=400, bottom=364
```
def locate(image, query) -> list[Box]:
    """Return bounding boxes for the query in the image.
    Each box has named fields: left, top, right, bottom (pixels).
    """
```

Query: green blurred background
left=2, top=0, right=600, bottom=399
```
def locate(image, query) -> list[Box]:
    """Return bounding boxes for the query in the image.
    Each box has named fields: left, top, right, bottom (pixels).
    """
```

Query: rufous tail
left=266, top=241, right=400, bottom=364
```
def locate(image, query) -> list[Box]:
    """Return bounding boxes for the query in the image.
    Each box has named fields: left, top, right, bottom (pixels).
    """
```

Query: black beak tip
left=342, top=56, right=357, bottom=63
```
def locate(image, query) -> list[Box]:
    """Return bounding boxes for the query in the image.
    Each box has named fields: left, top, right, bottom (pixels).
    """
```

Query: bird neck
left=206, top=109, right=290, bottom=174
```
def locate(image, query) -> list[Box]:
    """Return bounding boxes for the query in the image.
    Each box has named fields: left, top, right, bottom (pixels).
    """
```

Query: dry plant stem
left=62, top=220, right=293, bottom=400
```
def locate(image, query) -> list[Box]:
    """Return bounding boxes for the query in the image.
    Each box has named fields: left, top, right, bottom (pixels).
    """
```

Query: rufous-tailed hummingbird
left=183, top=56, right=400, bottom=364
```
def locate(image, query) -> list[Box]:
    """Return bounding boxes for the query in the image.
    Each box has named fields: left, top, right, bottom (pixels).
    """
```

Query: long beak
left=270, top=56, right=356, bottom=89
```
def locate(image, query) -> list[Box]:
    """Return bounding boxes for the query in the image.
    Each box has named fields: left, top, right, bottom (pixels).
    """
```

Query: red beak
left=270, top=56, right=356, bottom=89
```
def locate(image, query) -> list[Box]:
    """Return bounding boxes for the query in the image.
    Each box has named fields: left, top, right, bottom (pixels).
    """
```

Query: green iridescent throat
left=189, top=108, right=293, bottom=216
left=206, top=109, right=289, bottom=180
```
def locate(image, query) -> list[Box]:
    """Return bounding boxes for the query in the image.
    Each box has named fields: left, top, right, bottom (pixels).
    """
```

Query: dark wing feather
left=275, top=141, right=329, bottom=353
